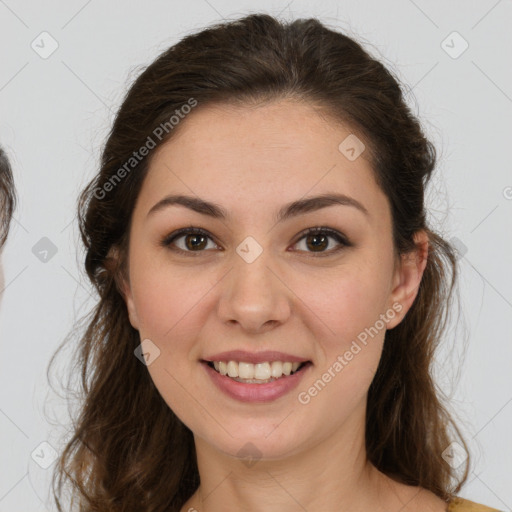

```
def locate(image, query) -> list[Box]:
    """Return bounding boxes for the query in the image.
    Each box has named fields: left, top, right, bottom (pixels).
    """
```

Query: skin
left=120, top=99, right=447, bottom=511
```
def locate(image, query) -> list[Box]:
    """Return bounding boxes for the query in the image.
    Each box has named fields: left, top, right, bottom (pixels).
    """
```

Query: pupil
left=186, top=234, right=207, bottom=250
left=308, top=234, right=327, bottom=251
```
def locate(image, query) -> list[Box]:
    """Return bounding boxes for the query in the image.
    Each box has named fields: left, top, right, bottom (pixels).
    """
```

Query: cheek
left=129, top=260, right=214, bottom=422
left=129, top=251, right=213, bottom=340
left=296, top=260, right=392, bottom=389
left=303, top=263, right=392, bottom=341
left=294, top=274, right=389, bottom=419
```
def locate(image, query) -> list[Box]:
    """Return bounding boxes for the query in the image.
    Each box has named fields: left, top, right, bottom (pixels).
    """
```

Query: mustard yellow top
left=448, top=497, right=503, bottom=511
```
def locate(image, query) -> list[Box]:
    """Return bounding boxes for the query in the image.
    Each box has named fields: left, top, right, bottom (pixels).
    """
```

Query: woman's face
left=121, top=99, right=425, bottom=461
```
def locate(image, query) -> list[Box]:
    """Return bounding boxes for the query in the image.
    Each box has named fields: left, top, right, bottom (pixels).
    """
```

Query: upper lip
left=203, top=350, right=310, bottom=364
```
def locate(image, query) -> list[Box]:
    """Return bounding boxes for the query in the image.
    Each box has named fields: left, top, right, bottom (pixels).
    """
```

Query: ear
left=105, top=246, right=140, bottom=331
left=120, top=276, right=140, bottom=331
left=385, top=230, right=429, bottom=330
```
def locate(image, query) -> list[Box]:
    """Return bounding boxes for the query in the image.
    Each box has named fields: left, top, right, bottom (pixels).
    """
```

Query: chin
left=196, top=419, right=309, bottom=461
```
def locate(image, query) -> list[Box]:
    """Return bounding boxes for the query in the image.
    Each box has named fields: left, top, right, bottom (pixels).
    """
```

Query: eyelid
left=160, top=226, right=220, bottom=255
left=292, top=226, right=351, bottom=248
left=288, top=226, right=351, bottom=257
left=160, top=225, right=351, bottom=255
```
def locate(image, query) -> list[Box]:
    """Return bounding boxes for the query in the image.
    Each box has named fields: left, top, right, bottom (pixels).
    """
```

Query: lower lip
left=202, top=361, right=312, bottom=403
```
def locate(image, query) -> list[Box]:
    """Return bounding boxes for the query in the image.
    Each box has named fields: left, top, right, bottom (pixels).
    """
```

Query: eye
left=160, top=226, right=351, bottom=256
left=160, top=227, right=219, bottom=255
left=291, top=227, right=351, bottom=256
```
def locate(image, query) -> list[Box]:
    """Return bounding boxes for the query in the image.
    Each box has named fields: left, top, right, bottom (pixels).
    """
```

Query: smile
left=208, top=360, right=306, bottom=383
left=201, top=360, right=312, bottom=402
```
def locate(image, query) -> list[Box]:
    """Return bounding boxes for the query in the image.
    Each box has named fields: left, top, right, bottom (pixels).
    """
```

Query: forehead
left=153, top=99, right=371, bottom=172
left=137, top=99, right=390, bottom=224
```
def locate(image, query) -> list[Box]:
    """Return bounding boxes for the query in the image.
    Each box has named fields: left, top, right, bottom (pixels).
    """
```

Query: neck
left=188, top=404, right=388, bottom=512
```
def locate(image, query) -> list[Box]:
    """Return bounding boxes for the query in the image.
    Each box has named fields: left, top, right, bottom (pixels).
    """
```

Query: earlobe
left=386, top=230, right=429, bottom=330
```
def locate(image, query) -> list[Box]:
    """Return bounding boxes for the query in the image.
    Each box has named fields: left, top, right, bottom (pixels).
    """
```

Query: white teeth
left=227, top=361, right=238, bottom=378
left=210, top=360, right=306, bottom=380
left=238, top=362, right=255, bottom=379
left=254, top=362, right=271, bottom=380
left=271, top=361, right=283, bottom=378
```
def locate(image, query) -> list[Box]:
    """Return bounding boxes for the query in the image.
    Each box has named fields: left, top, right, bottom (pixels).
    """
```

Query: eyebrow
left=147, top=192, right=369, bottom=223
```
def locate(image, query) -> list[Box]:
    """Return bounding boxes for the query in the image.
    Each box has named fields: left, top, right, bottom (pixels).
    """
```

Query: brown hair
left=0, top=147, right=16, bottom=248
left=50, top=13, right=470, bottom=511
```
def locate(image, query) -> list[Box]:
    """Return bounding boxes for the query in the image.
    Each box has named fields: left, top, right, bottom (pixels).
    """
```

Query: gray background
left=1, top=0, right=511, bottom=510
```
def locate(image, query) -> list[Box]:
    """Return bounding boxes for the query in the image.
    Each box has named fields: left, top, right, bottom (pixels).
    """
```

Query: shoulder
left=448, top=496, right=503, bottom=512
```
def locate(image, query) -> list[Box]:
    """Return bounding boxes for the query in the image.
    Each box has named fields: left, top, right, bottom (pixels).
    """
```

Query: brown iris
left=305, top=233, right=328, bottom=252
left=185, top=233, right=208, bottom=250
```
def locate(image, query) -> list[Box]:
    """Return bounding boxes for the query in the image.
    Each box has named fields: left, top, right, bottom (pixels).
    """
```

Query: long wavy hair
left=0, top=147, right=16, bottom=248
left=50, top=13, right=470, bottom=511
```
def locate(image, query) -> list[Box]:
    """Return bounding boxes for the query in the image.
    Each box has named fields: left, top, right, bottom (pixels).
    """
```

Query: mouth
left=202, top=359, right=312, bottom=384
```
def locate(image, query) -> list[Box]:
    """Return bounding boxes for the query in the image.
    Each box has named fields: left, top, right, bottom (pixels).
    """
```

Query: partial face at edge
left=119, top=99, right=427, bottom=460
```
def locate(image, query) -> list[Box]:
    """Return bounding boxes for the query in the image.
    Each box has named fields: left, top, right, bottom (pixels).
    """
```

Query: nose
left=216, top=249, right=292, bottom=334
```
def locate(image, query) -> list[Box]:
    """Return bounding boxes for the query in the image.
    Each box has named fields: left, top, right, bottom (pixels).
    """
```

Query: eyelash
left=159, top=226, right=352, bottom=257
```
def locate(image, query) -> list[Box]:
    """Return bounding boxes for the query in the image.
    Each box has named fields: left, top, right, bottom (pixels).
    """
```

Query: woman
left=50, top=13, right=501, bottom=512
